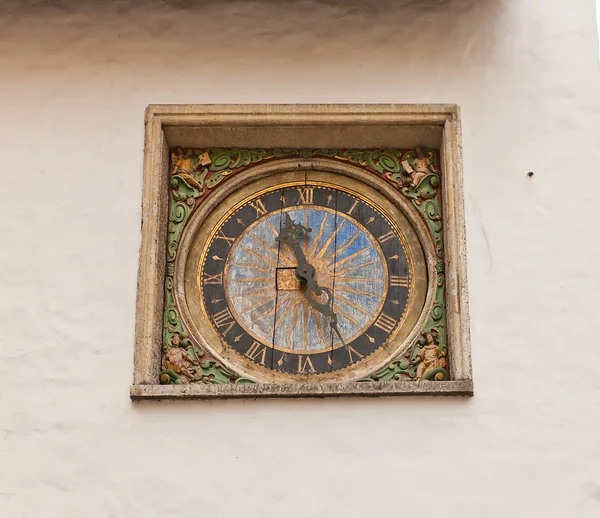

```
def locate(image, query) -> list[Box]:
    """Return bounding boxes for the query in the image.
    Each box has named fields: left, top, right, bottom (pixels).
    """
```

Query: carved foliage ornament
left=161, top=148, right=447, bottom=385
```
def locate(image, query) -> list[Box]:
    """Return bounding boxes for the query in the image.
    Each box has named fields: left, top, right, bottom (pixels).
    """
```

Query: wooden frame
left=131, top=104, right=472, bottom=400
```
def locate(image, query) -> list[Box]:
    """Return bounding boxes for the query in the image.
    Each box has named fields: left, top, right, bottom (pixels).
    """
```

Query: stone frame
left=130, top=104, right=473, bottom=400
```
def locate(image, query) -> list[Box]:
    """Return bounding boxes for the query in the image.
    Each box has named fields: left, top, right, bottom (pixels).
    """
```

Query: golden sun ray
left=240, top=245, right=278, bottom=268
left=330, top=245, right=373, bottom=269
left=253, top=294, right=286, bottom=323
left=286, top=299, right=302, bottom=345
left=303, top=210, right=310, bottom=255
left=328, top=232, right=359, bottom=267
left=242, top=293, right=277, bottom=313
left=315, top=219, right=346, bottom=261
left=248, top=232, right=279, bottom=256
left=335, top=307, right=362, bottom=327
left=308, top=213, right=328, bottom=258
left=274, top=297, right=299, bottom=332
left=254, top=292, right=291, bottom=325
left=265, top=217, right=281, bottom=238
left=310, top=306, right=331, bottom=348
left=302, top=300, right=309, bottom=350
left=335, top=260, right=379, bottom=277
left=233, top=262, right=274, bottom=274
left=241, top=285, right=276, bottom=297
left=276, top=291, right=291, bottom=305
left=278, top=246, right=296, bottom=266
left=233, top=276, right=273, bottom=283
left=336, top=285, right=379, bottom=298
left=334, top=293, right=372, bottom=317
left=336, top=276, right=383, bottom=283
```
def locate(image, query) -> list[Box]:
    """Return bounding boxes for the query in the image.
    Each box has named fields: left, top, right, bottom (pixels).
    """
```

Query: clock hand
left=277, top=213, right=348, bottom=349
left=298, top=274, right=348, bottom=350
left=277, top=212, right=309, bottom=265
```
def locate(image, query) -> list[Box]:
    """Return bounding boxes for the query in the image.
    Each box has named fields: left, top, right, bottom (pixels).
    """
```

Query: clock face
left=182, top=172, right=428, bottom=382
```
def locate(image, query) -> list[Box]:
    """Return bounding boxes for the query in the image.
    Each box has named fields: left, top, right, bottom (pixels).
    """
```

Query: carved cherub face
left=170, top=334, right=181, bottom=348
left=425, top=333, right=435, bottom=345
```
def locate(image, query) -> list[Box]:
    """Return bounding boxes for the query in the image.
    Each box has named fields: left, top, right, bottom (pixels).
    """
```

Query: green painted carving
left=161, top=280, right=247, bottom=385
left=161, top=150, right=251, bottom=385
left=362, top=259, right=448, bottom=382
left=164, top=147, right=448, bottom=384
left=363, top=357, right=415, bottom=382
left=167, top=176, right=199, bottom=262
left=334, top=147, right=444, bottom=259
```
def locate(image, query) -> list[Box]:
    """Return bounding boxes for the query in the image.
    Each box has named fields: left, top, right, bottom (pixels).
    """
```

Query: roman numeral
left=347, top=199, right=359, bottom=215
left=377, top=231, right=395, bottom=244
left=249, top=199, right=267, bottom=217
left=297, top=355, right=316, bottom=373
left=390, top=275, right=409, bottom=287
left=212, top=307, right=235, bottom=336
left=347, top=346, right=364, bottom=363
left=374, top=312, right=398, bottom=334
left=296, top=187, right=314, bottom=205
left=215, top=230, right=235, bottom=245
left=204, top=272, right=223, bottom=285
left=245, top=341, right=267, bottom=365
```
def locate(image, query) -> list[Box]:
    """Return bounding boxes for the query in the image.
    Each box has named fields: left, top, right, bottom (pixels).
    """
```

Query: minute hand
left=297, top=273, right=348, bottom=350
left=277, top=213, right=347, bottom=349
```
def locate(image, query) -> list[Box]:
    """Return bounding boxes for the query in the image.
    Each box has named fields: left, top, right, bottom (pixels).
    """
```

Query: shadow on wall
left=0, top=0, right=510, bottom=78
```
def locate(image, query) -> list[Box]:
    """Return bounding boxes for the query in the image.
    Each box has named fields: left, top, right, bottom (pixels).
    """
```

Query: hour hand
left=277, top=213, right=311, bottom=265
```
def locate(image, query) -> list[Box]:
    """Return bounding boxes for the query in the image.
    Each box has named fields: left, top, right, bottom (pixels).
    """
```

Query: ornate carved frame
left=130, top=104, right=473, bottom=400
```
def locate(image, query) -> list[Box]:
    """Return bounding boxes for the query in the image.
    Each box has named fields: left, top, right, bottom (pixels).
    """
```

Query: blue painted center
left=225, top=207, right=387, bottom=353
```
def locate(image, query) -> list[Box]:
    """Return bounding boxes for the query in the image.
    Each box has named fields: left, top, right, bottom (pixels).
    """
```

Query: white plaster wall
left=1, top=0, right=600, bottom=516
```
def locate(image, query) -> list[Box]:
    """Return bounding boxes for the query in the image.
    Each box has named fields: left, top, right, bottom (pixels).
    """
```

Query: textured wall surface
left=1, top=1, right=600, bottom=517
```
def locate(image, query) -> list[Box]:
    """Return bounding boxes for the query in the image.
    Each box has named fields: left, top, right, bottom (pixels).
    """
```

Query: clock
left=179, top=169, right=428, bottom=383
left=131, top=105, right=474, bottom=400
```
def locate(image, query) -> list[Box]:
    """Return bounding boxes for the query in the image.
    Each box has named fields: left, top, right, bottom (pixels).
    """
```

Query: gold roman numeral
left=204, top=272, right=223, bottom=285
left=215, top=230, right=235, bottom=245
left=347, top=346, right=364, bottom=363
left=297, top=355, right=316, bottom=373
left=377, top=231, right=395, bottom=244
left=374, top=312, right=398, bottom=334
left=212, top=307, right=235, bottom=336
left=249, top=199, right=267, bottom=217
left=390, top=275, right=409, bottom=287
left=245, top=341, right=267, bottom=365
left=296, top=187, right=314, bottom=205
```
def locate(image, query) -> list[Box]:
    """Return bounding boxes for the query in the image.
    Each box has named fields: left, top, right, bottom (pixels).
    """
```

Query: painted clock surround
left=130, top=104, right=473, bottom=400
left=171, top=155, right=441, bottom=385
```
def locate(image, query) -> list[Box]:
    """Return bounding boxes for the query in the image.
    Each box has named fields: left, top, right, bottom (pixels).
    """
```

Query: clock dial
left=198, top=182, right=415, bottom=378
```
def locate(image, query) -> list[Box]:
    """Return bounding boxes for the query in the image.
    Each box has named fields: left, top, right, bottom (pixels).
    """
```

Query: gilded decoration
left=161, top=147, right=448, bottom=385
